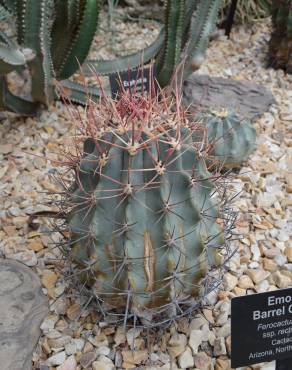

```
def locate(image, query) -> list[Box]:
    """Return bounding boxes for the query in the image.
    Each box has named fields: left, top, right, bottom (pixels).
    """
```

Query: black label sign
left=231, top=287, right=292, bottom=368
left=109, top=67, right=157, bottom=99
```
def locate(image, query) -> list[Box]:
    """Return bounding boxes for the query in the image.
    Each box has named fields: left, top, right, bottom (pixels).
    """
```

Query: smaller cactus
left=197, top=110, right=256, bottom=167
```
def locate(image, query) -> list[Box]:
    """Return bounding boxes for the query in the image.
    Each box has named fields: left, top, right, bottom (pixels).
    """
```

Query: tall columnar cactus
left=0, top=0, right=222, bottom=114
left=81, top=0, right=223, bottom=98
left=197, top=110, right=256, bottom=167
left=269, top=0, right=292, bottom=73
left=156, top=0, right=223, bottom=85
left=0, top=0, right=102, bottom=114
left=57, top=85, right=232, bottom=326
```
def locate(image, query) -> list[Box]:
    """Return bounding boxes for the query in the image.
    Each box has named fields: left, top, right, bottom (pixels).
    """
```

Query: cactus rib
left=58, top=0, right=101, bottom=80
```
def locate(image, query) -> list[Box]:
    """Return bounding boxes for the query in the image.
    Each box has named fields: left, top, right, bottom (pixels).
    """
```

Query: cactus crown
left=56, top=79, right=234, bottom=327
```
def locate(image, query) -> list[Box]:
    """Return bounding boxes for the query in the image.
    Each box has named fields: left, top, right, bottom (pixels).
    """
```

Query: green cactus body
left=197, top=110, right=256, bottom=167
left=66, top=99, right=224, bottom=319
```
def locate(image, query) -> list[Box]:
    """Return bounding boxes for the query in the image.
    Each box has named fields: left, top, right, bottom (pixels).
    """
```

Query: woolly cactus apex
left=57, top=85, right=234, bottom=327
left=197, top=109, right=256, bottom=167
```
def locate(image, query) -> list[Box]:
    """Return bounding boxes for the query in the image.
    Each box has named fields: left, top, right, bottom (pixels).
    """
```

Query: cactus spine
left=58, top=86, right=231, bottom=325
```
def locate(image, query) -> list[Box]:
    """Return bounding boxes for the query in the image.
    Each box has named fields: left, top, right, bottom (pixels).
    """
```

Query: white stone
left=261, top=361, right=276, bottom=370
left=248, top=261, right=260, bottom=269
left=216, top=323, right=230, bottom=338
left=96, top=346, right=110, bottom=356
left=40, top=316, right=58, bottom=332
left=216, top=311, right=228, bottom=326
left=92, top=355, right=115, bottom=370
left=223, top=273, right=238, bottom=291
left=56, top=355, right=77, bottom=370
left=9, top=250, right=37, bottom=267
left=251, top=245, right=261, bottom=261
left=167, top=333, right=187, bottom=358
left=114, top=326, right=126, bottom=345
left=274, top=254, right=287, bottom=266
left=255, top=193, right=276, bottom=208
left=208, top=331, right=216, bottom=346
left=246, top=269, right=270, bottom=284
left=238, top=275, right=254, bottom=289
left=178, top=347, right=194, bottom=369
left=189, top=315, right=208, bottom=330
left=273, top=271, right=292, bottom=288
left=189, top=330, right=204, bottom=354
left=65, top=338, right=85, bottom=355
left=46, top=351, right=66, bottom=366
left=126, top=327, right=142, bottom=348
left=255, top=279, right=270, bottom=293
left=201, top=324, right=211, bottom=342
left=213, top=338, right=226, bottom=356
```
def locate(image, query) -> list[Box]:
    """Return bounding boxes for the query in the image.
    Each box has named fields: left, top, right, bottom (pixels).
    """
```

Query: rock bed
left=0, top=14, right=291, bottom=370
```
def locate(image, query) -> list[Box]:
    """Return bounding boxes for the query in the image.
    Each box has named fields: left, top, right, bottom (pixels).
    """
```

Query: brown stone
left=194, top=352, right=211, bottom=369
left=246, top=269, right=270, bottom=284
left=79, top=352, right=97, bottom=368
left=41, top=270, right=58, bottom=290
left=262, top=258, right=278, bottom=272
left=121, top=350, right=148, bottom=365
left=284, top=247, right=292, bottom=263
left=28, top=239, right=44, bottom=252
left=66, top=303, right=81, bottom=320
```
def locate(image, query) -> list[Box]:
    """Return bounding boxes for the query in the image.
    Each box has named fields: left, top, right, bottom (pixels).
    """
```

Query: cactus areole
left=63, top=85, right=231, bottom=326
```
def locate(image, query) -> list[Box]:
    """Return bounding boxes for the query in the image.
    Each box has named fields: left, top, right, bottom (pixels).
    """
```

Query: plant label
left=109, top=67, right=157, bottom=99
left=231, top=287, right=292, bottom=368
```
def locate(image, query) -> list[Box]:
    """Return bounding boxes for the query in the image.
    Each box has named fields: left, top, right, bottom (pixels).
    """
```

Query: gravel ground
left=0, top=13, right=291, bottom=370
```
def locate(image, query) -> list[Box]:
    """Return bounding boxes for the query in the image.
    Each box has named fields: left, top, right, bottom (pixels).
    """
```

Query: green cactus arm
left=67, top=0, right=83, bottom=27
left=18, top=0, right=55, bottom=105
left=0, top=77, right=39, bottom=115
left=57, top=0, right=101, bottom=80
left=51, top=0, right=82, bottom=75
left=183, top=0, right=200, bottom=42
left=59, top=79, right=107, bottom=105
left=0, top=42, right=26, bottom=74
left=0, top=31, right=26, bottom=75
left=183, top=0, right=222, bottom=78
left=82, top=27, right=165, bottom=76
left=156, top=0, right=186, bottom=87
left=14, top=0, right=26, bottom=45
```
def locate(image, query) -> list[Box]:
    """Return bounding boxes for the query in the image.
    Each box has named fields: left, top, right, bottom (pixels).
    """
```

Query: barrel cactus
left=57, top=85, right=232, bottom=327
left=197, top=110, right=256, bottom=167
